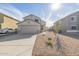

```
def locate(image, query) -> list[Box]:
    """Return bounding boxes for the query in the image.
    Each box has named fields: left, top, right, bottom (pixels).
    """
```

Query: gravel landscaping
left=32, top=31, right=79, bottom=56
left=32, top=31, right=60, bottom=56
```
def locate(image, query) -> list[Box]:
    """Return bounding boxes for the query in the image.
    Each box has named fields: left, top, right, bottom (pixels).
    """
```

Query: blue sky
left=0, top=3, right=79, bottom=27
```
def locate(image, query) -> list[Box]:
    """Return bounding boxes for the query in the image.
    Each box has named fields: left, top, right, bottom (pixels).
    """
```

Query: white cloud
left=0, top=4, right=28, bottom=21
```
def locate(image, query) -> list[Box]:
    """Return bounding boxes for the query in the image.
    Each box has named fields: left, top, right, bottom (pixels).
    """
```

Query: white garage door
left=21, top=25, right=40, bottom=34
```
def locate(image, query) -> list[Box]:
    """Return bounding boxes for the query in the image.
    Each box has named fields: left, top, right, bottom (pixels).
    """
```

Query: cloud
left=0, top=4, right=28, bottom=21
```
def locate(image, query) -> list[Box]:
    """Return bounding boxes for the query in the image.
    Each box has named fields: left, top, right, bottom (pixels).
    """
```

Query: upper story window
left=71, top=17, right=74, bottom=20
left=35, top=19, right=39, bottom=22
left=71, top=16, right=77, bottom=22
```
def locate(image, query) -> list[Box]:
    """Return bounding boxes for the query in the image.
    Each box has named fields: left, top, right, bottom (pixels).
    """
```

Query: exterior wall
left=1, top=16, right=18, bottom=30
left=53, top=11, right=79, bottom=34
left=0, top=14, right=4, bottom=29
left=24, top=14, right=41, bottom=23
left=18, top=20, right=41, bottom=34
left=18, top=20, right=40, bottom=26
left=0, top=14, right=4, bottom=23
left=23, top=14, right=46, bottom=32
left=24, top=14, right=46, bottom=26
left=61, top=17, right=69, bottom=33
left=61, top=13, right=79, bottom=33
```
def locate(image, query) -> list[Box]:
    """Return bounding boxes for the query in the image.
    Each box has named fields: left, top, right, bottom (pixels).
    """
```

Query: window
left=71, top=26, right=77, bottom=30
left=35, top=19, right=38, bottom=22
left=71, top=17, right=74, bottom=21
left=71, top=16, right=77, bottom=22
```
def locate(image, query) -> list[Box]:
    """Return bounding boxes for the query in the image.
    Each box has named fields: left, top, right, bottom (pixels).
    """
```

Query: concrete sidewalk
left=0, top=34, right=37, bottom=56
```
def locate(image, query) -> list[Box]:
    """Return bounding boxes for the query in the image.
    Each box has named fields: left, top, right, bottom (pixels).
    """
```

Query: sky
left=0, top=3, right=79, bottom=27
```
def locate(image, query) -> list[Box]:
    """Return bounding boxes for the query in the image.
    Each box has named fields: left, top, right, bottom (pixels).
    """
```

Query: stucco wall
left=18, top=20, right=41, bottom=34
left=61, top=12, right=79, bottom=33
left=1, top=16, right=18, bottom=29
left=53, top=11, right=79, bottom=34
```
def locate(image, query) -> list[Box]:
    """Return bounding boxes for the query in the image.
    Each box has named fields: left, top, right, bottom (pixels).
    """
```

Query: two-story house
left=53, top=10, right=79, bottom=34
left=18, top=14, right=46, bottom=34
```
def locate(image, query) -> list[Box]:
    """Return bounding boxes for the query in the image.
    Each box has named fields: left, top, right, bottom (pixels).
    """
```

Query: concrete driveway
left=0, top=34, right=37, bottom=56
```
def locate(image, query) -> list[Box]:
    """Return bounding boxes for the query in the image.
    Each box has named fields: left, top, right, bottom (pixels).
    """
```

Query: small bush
left=47, top=41, right=52, bottom=46
left=47, top=38, right=52, bottom=47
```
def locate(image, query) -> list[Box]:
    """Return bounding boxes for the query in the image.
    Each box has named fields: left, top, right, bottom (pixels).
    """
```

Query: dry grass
left=32, top=31, right=79, bottom=56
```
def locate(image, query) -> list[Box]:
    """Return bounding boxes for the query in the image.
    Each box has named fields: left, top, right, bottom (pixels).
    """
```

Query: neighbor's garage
left=18, top=19, right=41, bottom=34
left=18, top=14, right=42, bottom=34
left=19, top=25, right=40, bottom=34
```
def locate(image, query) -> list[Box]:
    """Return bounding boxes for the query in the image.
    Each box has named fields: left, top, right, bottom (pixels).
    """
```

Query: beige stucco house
left=18, top=14, right=46, bottom=34
left=0, top=13, right=19, bottom=30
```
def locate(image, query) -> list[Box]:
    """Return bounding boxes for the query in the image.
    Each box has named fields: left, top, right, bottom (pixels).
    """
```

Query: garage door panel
left=21, top=25, right=40, bottom=34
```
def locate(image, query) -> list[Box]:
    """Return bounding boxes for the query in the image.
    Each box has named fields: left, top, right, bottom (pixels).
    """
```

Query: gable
left=18, top=20, right=40, bottom=26
left=0, top=13, right=20, bottom=23
left=24, top=14, right=40, bottom=20
left=24, top=15, right=41, bottom=23
left=4, top=16, right=19, bottom=24
left=58, top=10, right=79, bottom=22
left=22, top=14, right=46, bottom=25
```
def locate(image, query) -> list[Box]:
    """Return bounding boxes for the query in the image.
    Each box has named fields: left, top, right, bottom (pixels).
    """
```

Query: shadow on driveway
left=0, top=33, right=37, bottom=42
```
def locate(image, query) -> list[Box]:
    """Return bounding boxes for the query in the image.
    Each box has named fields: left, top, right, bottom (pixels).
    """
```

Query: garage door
left=21, top=25, right=40, bottom=34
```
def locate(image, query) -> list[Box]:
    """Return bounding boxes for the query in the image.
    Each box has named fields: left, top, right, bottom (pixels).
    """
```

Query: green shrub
left=47, top=41, right=52, bottom=46
left=47, top=38, right=52, bottom=47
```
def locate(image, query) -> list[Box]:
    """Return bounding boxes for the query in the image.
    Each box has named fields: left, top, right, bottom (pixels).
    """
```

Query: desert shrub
left=47, top=38, right=52, bottom=47
left=47, top=41, right=52, bottom=46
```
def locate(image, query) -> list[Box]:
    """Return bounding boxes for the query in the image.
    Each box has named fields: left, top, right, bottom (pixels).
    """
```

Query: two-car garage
left=18, top=19, right=41, bottom=34
left=19, top=25, right=40, bottom=34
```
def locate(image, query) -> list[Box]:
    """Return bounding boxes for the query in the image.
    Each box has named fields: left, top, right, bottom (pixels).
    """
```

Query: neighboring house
left=18, top=14, right=46, bottom=34
left=0, top=13, right=19, bottom=30
left=53, top=11, right=79, bottom=34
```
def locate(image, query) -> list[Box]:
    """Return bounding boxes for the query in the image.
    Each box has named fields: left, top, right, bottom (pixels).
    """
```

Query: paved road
left=0, top=34, right=37, bottom=56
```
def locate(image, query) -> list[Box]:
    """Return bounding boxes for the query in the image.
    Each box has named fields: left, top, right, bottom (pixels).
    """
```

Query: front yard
left=32, top=31, right=79, bottom=56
